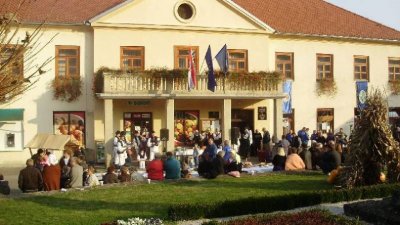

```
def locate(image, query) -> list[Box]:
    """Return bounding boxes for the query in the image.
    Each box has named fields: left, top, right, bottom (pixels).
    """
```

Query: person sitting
left=0, top=173, right=11, bottom=195
left=147, top=153, right=164, bottom=181
left=42, top=154, right=61, bottom=191
left=299, top=143, right=312, bottom=170
left=213, top=151, right=225, bottom=176
left=164, top=152, right=181, bottom=180
left=272, top=147, right=287, bottom=171
left=85, top=165, right=100, bottom=187
left=118, top=166, right=131, bottom=183
left=181, top=157, right=191, bottom=179
left=103, top=166, right=119, bottom=184
left=18, top=159, right=43, bottom=193
left=310, top=142, right=324, bottom=170
left=69, top=157, right=83, bottom=188
left=59, top=149, right=73, bottom=189
left=321, top=141, right=341, bottom=174
left=285, top=148, right=305, bottom=171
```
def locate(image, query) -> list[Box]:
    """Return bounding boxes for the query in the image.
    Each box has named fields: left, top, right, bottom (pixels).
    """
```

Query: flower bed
left=101, top=217, right=163, bottom=225
left=202, top=209, right=359, bottom=225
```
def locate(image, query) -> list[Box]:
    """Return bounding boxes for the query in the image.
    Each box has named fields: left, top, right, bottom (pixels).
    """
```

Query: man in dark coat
left=299, top=144, right=312, bottom=170
left=18, top=159, right=43, bottom=193
left=321, top=141, right=341, bottom=174
left=251, top=129, right=263, bottom=156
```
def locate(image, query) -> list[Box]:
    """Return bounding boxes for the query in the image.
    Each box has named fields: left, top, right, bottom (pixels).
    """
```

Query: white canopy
left=25, top=133, right=71, bottom=151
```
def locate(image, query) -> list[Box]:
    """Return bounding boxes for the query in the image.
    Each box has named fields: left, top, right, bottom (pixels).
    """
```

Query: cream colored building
left=0, top=0, right=399, bottom=166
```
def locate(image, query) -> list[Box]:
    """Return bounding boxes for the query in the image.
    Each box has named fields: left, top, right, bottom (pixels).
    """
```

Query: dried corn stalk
left=338, top=89, right=400, bottom=188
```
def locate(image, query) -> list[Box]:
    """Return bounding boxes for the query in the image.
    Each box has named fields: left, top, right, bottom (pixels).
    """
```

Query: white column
left=273, top=98, right=284, bottom=142
left=164, top=98, right=175, bottom=152
left=222, top=99, right=232, bottom=142
left=104, top=99, right=114, bottom=167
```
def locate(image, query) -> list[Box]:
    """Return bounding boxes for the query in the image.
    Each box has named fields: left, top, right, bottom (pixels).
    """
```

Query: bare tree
left=0, top=0, right=54, bottom=103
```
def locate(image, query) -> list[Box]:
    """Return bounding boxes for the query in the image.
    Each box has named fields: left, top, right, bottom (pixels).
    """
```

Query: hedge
left=167, top=183, right=400, bottom=221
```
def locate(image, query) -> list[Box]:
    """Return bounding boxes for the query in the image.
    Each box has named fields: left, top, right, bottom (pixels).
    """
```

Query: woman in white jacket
left=113, top=139, right=127, bottom=168
left=147, top=131, right=160, bottom=160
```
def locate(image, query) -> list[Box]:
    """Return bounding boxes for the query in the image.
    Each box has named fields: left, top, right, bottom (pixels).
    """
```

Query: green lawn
left=0, top=173, right=331, bottom=225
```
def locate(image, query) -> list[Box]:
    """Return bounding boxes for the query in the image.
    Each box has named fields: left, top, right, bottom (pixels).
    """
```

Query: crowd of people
left=4, top=124, right=400, bottom=195
left=271, top=127, right=347, bottom=174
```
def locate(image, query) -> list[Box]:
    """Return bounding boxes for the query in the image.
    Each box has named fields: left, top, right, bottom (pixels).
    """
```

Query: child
left=0, top=173, right=11, bottom=195
left=137, top=149, right=147, bottom=170
left=85, top=165, right=100, bottom=187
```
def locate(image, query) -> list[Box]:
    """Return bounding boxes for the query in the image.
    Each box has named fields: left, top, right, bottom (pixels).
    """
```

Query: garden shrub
left=168, top=184, right=400, bottom=221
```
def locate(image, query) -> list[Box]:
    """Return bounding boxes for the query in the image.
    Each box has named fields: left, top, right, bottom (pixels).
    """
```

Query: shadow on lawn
left=21, top=195, right=170, bottom=215
left=172, top=177, right=330, bottom=192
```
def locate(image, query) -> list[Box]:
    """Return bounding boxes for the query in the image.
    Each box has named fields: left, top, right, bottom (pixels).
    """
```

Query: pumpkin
left=328, top=169, right=339, bottom=184
left=380, top=172, right=386, bottom=183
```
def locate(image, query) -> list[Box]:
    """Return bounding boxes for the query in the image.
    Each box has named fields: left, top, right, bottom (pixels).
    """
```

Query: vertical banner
left=282, top=80, right=292, bottom=114
left=356, top=81, right=368, bottom=110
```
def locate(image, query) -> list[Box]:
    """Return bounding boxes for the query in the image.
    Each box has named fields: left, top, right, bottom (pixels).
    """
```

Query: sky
left=327, top=0, right=400, bottom=31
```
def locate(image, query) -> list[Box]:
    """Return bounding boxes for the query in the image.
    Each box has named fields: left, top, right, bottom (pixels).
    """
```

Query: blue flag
left=205, top=46, right=216, bottom=92
left=356, top=81, right=368, bottom=110
left=283, top=80, right=292, bottom=114
left=215, top=44, right=228, bottom=74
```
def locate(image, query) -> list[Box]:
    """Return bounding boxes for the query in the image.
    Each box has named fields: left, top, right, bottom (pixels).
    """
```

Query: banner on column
left=282, top=80, right=292, bottom=114
left=356, top=81, right=368, bottom=110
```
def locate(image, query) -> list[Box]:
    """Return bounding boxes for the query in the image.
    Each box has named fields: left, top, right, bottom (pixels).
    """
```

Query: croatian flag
left=205, top=45, right=216, bottom=92
left=356, top=81, right=368, bottom=110
left=188, top=49, right=197, bottom=90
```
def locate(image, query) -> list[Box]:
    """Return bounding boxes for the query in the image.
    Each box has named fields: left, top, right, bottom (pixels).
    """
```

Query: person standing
left=147, top=131, right=160, bottom=161
left=212, top=129, right=222, bottom=148
left=203, top=138, right=218, bottom=161
left=252, top=129, right=262, bottom=157
left=43, top=154, right=61, bottom=191
left=113, top=134, right=127, bottom=168
left=164, top=152, right=181, bottom=179
left=132, top=130, right=142, bottom=158
left=137, top=149, right=147, bottom=170
left=281, top=135, right=291, bottom=156
left=262, top=128, right=271, bottom=161
left=239, top=129, right=251, bottom=160
left=69, top=157, right=83, bottom=188
left=18, top=159, right=43, bottom=193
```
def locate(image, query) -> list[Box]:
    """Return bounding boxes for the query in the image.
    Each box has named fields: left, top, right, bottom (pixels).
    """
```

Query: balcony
left=98, top=73, right=284, bottom=99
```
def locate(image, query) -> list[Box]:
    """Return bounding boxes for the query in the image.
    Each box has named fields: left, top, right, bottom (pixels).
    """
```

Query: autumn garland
left=315, top=79, right=338, bottom=97
left=389, top=80, right=400, bottom=95
left=52, top=77, right=83, bottom=102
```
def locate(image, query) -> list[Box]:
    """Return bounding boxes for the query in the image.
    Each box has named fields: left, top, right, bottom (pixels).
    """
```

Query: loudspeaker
left=231, top=127, right=240, bottom=140
left=160, top=128, right=169, bottom=141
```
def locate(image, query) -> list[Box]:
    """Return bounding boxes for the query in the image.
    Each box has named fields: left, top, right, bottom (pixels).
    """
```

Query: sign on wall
left=258, top=107, right=267, bottom=120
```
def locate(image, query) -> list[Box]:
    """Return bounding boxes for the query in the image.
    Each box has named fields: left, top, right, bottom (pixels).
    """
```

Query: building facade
left=0, top=0, right=399, bottom=166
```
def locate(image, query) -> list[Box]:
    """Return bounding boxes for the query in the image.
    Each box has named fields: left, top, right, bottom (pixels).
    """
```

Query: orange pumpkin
left=327, top=169, right=339, bottom=184
left=380, top=172, right=386, bottom=183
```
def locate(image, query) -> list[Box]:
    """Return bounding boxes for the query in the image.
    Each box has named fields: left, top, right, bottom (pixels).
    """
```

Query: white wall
left=0, top=25, right=95, bottom=166
left=269, top=36, right=400, bottom=135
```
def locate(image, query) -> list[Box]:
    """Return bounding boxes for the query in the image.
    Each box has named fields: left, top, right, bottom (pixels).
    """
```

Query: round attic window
left=175, top=1, right=196, bottom=23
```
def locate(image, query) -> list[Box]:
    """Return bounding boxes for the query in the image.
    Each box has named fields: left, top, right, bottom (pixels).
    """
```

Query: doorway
left=231, top=109, right=254, bottom=133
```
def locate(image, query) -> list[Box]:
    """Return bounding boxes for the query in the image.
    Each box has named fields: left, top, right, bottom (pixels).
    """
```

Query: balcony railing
left=101, top=73, right=282, bottom=98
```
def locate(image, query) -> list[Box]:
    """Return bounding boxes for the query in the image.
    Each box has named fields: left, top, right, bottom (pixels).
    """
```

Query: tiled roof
left=0, top=0, right=126, bottom=24
left=233, top=0, right=400, bottom=41
left=1, top=0, right=400, bottom=41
